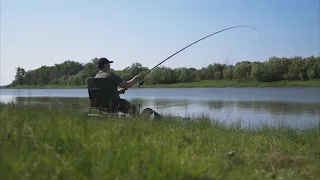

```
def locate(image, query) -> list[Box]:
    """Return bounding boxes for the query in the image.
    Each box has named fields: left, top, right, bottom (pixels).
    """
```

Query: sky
left=0, top=0, right=319, bottom=86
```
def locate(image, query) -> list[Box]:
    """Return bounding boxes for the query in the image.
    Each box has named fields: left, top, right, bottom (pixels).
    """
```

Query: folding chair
left=86, top=77, right=125, bottom=117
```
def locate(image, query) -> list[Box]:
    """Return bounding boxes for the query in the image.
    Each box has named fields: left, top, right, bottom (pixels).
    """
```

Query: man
left=95, top=57, right=142, bottom=115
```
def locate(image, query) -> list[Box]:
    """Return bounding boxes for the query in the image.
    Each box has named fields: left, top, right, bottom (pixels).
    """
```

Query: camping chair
left=87, top=77, right=125, bottom=117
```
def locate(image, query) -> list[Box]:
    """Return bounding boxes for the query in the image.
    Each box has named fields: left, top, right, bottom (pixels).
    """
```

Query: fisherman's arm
left=118, top=75, right=141, bottom=89
left=111, top=73, right=141, bottom=89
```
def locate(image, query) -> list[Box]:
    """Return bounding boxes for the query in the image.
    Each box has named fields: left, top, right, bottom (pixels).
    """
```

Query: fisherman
left=95, top=57, right=142, bottom=115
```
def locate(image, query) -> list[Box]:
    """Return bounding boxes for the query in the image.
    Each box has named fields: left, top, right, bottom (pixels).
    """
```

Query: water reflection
left=1, top=87, right=320, bottom=103
left=1, top=87, right=320, bottom=129
left=200, top=100, right=320, bottom=117
left=3, top=96, right=319, bottom=129
left=0, top=95, right=17, bottom=104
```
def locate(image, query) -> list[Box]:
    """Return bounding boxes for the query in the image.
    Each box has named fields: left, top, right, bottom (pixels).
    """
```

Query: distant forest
left=8, top=56, right=320, bottom=87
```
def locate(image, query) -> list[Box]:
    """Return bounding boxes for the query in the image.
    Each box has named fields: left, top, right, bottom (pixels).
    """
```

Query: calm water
left=1, top=88, right=320, bottom=129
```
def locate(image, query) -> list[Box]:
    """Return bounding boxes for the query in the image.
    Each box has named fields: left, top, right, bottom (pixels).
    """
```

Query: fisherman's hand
left=118, top=88, right=127, bottom=94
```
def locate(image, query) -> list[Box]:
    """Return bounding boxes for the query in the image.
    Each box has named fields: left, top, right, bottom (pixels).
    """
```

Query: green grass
left=4, top=79, right=320, bottom=89
left=1, top=104, right=320, bottom=179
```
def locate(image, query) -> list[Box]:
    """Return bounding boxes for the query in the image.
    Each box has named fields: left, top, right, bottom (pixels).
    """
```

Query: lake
left=1, top=87, right=320, bottom=129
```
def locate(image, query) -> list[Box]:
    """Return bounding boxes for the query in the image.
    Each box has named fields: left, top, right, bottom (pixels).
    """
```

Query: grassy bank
left=3, top=79, right=320, bottom=89
left=1, top=104, right=319, bottom=179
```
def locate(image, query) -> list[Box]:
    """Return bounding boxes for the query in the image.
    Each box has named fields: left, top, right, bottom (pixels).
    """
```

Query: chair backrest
left=86, top=77, right=120, bottom=112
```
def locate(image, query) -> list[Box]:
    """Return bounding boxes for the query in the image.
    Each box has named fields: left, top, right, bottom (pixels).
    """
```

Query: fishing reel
left=118, top=88, right=127, bottom=94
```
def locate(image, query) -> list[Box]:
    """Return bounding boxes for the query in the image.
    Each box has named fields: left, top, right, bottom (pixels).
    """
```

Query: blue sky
left=1, top=0, right=319, bottom=86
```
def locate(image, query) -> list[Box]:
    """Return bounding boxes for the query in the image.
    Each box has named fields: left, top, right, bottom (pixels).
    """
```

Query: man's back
left=95, top=71, right=109, bottom=78
left=95, top=71, right=123, bottom=85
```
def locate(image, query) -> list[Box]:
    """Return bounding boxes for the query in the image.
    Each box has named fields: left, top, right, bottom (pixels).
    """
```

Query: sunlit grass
left=1, top=103, right=319, bottom=179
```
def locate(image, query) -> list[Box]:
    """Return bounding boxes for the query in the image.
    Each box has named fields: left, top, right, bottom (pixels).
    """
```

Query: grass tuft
left=1, top=103, right=319, bottom=179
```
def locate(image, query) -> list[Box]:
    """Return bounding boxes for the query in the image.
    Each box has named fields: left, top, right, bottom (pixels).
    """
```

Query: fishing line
left=138, top=25, right=259, bottom=87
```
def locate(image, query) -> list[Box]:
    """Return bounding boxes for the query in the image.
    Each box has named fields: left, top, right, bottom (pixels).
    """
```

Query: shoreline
left=2, top=79, right=320, bottom=89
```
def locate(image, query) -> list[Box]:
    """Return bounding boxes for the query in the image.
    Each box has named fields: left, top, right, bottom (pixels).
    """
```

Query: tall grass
left=1, top=103, right=319, bottom=179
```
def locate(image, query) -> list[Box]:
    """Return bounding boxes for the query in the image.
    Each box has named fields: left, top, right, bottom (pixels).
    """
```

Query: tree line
left=8, top=56, right=320, bottom=87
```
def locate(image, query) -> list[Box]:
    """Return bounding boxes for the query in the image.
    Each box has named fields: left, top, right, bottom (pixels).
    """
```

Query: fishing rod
left=137, top=25, right=259, bottom=87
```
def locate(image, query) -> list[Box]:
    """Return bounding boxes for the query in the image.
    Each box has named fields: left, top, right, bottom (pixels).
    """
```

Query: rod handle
left=138, top=80, right=145, bottom=87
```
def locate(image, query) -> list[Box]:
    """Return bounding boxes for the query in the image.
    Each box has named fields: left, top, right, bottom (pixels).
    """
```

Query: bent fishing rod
left=137, top=25, right=259, bottom=87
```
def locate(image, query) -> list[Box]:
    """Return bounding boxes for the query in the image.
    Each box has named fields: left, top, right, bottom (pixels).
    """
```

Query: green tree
left=233, top=61, right=252, bottom=81
left=14, top=67, right=26, bottom=85
left=223, top=65, right=235, bottom=80
left=287, top=56, right=306, bottom=80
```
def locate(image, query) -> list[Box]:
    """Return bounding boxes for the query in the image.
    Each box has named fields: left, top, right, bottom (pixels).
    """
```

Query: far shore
left=2, top=79, right=320, bottom=89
